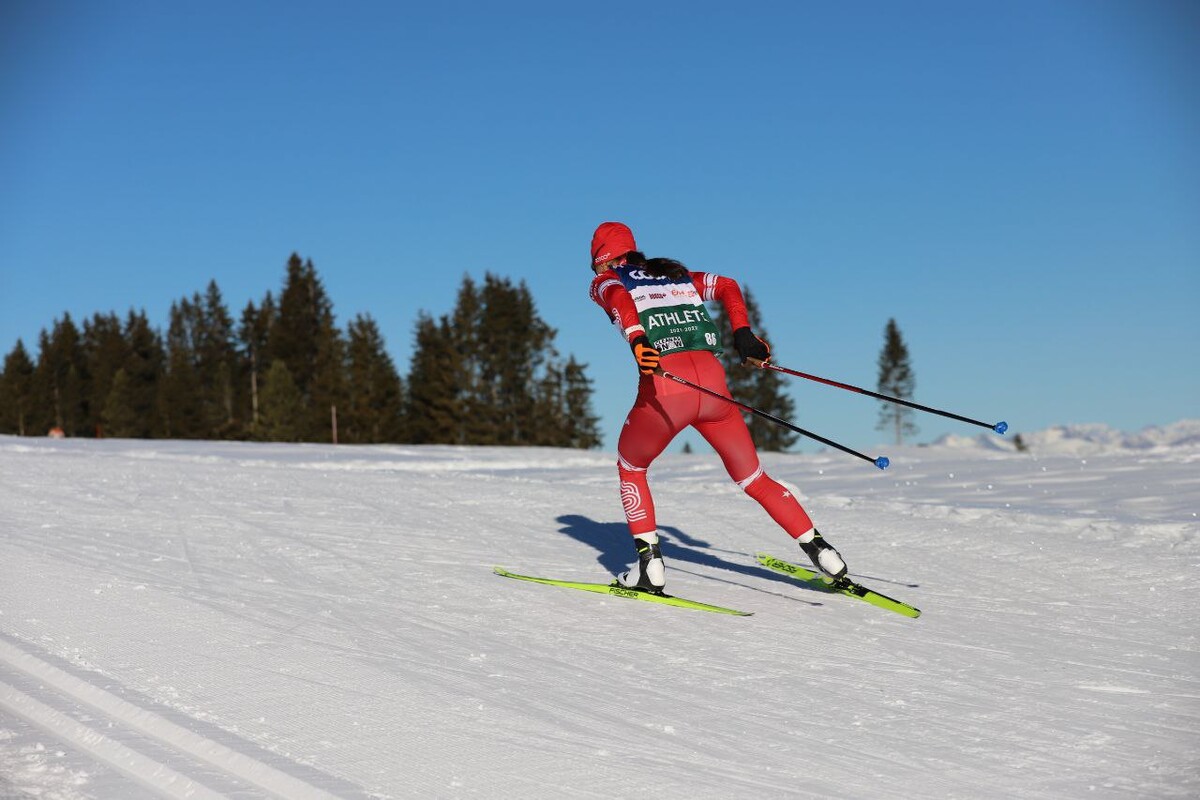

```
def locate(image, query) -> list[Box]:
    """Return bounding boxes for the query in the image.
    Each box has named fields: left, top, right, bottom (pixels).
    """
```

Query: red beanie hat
left=591, top=221, right=637, bottom=266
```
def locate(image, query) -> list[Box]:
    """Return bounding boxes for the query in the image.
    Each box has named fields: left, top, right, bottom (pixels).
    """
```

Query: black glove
left=630, top=335, right=661, bottom=375
left=733, top=327, right=770, bottom=363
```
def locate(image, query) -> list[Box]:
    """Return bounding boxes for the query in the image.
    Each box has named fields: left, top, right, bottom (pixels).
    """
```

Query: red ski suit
left=590, top=267, right=815, bottom=540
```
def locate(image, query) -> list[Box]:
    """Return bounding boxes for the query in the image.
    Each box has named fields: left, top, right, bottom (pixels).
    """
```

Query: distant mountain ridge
left=929, top=419, right=1200, bottom=454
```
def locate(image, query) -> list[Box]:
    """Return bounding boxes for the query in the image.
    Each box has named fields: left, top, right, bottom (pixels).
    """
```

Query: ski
left=756, top=553, right=921, bottom=618
left=494, top=567, right=752, bottom=616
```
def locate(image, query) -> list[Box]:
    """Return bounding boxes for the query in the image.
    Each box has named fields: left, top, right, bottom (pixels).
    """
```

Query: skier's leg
left=615, top=391, right=683, bottom=536
left=696, top=411, right=848, bottom=577
left=693, top=404, right=814, bottom=536
left=690, top=357, right=847, bottom=578
left=613, top=372, right=698, bottom=591
left=612, top=389, right=686, bottom=590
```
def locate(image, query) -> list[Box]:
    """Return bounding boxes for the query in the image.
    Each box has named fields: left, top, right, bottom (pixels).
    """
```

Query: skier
left=588, top=221, right=849, bottom=593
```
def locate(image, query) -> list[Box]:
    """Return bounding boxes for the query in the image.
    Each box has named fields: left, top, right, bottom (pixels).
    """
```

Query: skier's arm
left=590, top=270, right=645, bottom=342
left=591, top=271, right=661, bottom=373
left=691, top=271, right=751, bottom=331
left=691, top=271, right=770, bottom=362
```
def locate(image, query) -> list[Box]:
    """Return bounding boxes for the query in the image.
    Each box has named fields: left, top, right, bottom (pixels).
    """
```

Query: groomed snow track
left=0, top=635, right=345, bottom=799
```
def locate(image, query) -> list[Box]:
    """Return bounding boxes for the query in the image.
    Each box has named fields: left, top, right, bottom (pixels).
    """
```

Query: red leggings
left=616, top=350, right=814, bottom=539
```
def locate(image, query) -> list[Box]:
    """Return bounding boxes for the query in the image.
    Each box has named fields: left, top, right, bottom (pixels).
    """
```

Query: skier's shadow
left=554, top=514, right=816, bottom=593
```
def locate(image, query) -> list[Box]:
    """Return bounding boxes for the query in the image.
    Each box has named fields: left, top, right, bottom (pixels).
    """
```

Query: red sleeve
left=589, top=270, right=645, bottom=342
left=691, top=271, right=751, bottom=331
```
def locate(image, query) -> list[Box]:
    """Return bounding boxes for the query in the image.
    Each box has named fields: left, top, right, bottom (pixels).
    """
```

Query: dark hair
left=624, top=251, right=689, bottom=281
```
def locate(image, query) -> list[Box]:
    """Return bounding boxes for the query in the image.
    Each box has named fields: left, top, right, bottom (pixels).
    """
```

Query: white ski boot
left=798, top=529, right=847, bottom=580
left=617, top=533, right=666, bottom=594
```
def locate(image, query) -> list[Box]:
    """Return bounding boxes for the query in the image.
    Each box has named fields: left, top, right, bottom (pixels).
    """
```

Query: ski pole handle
left=745, top=358, right=1008, bottom=435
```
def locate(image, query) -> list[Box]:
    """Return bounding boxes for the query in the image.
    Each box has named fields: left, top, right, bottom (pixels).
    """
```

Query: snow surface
left=1, top=427, right=1197, bottom=799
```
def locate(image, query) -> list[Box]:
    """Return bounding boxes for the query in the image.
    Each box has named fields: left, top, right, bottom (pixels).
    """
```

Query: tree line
left=0, top=253, right=919, bottom=450
left=0, top=254, right=602, bottom=448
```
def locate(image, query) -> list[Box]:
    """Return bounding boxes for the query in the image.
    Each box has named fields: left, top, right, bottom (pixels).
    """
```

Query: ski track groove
left=0, top=637, right=343, bottom=799
left=0, top=678, right=225, bottom=800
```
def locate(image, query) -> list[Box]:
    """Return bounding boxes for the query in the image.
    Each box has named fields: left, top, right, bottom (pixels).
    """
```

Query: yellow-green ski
left=756, top=553, right=921, bottom=618
left=494, top=567, right=752, bottom=616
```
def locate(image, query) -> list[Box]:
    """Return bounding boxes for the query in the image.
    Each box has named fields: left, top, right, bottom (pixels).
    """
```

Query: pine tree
left=28, top=330, right=54, bottom=435
left=82, top=313, right=129, bottom=438
left=269, top=255, right=320, bottom=392
left=710, top=286, right=797, bottom=450
left=156, top=282, right=240, bottom=438
left=0, top=340, right=35, bottom=435
left=311, top=315, right=346, bottom=444
left=406, top=313, right=466, bottom=444
left=238, top=294, right=276, bottom=437
left=268, top=255, right=345, bottom=441
left=31, top=315, right=88, bottom=436
left=121, top=310, right=166, bottom=438
left=474, top=274, right=554, bottom=444
left=258, top=360, right=304, bottom=442
left=559, top=356, right=602, bottom=449
left=448, top=276, right=485, bottom=441
left=102, top=368, right=141, bottom=438
left=159, top=299, right=205, bottom=438
left=343, top=314, right=406, bottom=443
left=197, top=281, right=238, bottom=436
left=876, top=318, right=917, bottom=445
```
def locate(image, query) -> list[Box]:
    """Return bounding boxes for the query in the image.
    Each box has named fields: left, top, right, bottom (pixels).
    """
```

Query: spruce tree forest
left=0, top=254, right=603, bottom=448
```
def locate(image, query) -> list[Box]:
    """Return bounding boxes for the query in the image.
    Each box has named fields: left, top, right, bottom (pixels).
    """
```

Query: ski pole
left=656, top=368, right=890, bottom=470
left=745, top=358, right=1008, bottom=435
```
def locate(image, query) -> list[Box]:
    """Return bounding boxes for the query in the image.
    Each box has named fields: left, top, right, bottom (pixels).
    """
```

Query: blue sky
left=2, top=1, right=1197, bottom=455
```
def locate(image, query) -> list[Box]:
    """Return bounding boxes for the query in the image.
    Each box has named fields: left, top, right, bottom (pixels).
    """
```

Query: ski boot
left=617, top=533, right=666, bottom=594
left=798, top=529, right=847, bottom=580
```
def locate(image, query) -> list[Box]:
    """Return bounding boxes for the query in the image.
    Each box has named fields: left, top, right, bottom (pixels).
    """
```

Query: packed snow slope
left=1, top=428, right=1197, bottom=799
